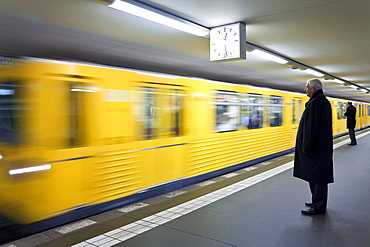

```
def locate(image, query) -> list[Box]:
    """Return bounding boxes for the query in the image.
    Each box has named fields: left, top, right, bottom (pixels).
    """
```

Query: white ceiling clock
left=210, top=23, right=246, bottom=62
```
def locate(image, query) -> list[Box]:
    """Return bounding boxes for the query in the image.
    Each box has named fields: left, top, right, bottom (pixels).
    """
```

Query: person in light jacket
left=294, top=78, right=334, bottom=215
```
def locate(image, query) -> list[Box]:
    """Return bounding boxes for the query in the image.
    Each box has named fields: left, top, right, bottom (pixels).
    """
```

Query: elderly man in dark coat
left=294, top=78, right=334, bottom=215
left=344, top=102, right=357, bottom=145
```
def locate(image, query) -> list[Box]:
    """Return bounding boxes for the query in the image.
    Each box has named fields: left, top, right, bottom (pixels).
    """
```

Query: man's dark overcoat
left=293, top=89, right=334, bottom=184
left=344, top=105, right=356, bottom=129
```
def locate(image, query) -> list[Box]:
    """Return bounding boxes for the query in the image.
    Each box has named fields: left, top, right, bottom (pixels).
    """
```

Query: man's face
left=304, top=82, right=316, bottom=97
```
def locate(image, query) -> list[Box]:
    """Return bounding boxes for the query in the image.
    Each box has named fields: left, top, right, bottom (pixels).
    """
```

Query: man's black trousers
left=309, top=182, right=328, bottom=211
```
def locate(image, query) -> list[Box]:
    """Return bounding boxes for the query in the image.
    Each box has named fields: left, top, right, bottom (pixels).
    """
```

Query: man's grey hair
left=307, top=78, right=323, bottom=90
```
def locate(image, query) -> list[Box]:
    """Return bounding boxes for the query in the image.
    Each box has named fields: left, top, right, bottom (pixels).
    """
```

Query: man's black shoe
left=301, top=208, right=326, bottom=215
left=305, top=202, right=313, bottom=207
left=347, top=143, right=357, bottom=146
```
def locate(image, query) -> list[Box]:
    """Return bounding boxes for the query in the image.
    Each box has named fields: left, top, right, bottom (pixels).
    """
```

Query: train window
left=357, top=104, right=361, bottom=117
left=269, top=96, right=283, bottom=127
left=133, top=87, right=184, bottom=139
left=0, top=82, right=23, bottom=143
left=337, top=102, right=341, bottom=119
left=337, top=102, right=343, bottom=119
left=68, top=83, right=95, bottom=147
left=240, top=94, right=249, bottom=128
left=292, top=99, right=302, bottom=124
left=359, top=104, right=361, bottom=117
left=239, top=93, right=264, bottom=129
left=157, top=89, right=184, bottom=137
left=337, top=102, right=347, bottom=119
left=134, top=87, right=156, bottom=140
left=362, top=105, right=365, bottom=117
left=172, top=90, right=184, bottom=136
left=355, top=104, right=360, bottom=117
left=214, top=91, right=239, bottom=132
left=359, top=104, right=362, bottom=117
left=356, top=104, right=359, bottom=117
left=368, top=105, right=370, bottom=116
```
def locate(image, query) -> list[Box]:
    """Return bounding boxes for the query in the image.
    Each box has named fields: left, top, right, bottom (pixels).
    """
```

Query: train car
left=331, top=99, right=369, bottom=136
left=0, top=58, right=368, bottom=239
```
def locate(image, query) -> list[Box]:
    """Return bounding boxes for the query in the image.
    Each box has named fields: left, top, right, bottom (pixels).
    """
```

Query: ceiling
left=1, top=0, right=370, bottom=102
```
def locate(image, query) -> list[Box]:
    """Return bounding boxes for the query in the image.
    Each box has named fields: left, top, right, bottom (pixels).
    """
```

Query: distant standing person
left=294, top=78, right=334, bottom=215
left=344, top=102, right=357, bottom=145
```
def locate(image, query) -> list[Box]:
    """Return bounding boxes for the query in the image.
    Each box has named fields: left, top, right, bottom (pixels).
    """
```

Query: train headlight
left=9, top=164, right=51, bottom=175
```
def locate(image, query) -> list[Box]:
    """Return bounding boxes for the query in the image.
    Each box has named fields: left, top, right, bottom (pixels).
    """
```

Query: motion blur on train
left=0, top=58, right=369, bottom=236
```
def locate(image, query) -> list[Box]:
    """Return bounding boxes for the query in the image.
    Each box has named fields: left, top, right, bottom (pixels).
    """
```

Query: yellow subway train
left=0, top=58, right=369, bottom=238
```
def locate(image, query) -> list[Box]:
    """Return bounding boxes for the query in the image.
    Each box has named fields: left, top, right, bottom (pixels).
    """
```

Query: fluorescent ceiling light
left=110, top=0, right=209, bottom=37
left=361, top=89, right=367, bottom=93
left=9, top=164, right=51, bottom=175
left=333, top=79, right=345, bottom=84
left=304, top=69, right=324, bottom=77
left=349, top=85, right=358, bottom=89
left=250, top=49, right=288, bottom=64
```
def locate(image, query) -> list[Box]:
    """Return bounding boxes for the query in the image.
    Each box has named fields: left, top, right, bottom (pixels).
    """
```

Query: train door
left=358, top=104, right=362, bottom=129
left=291, top=98, right=303, bottom=125
left=335, top=101, right=347, bottom=135
left=42, top=77, right=101, bottom=214
left=368, top=104, right=370, bottom=127
left=0, top=71, right=101, bottom=222
left=364, top=104, right=370, bottom=127
left=132, top=84, right=188, bottom=188
left=360, top=104, right=365, bottom=128
left=291, top=97, right=303, bottom=143
left=355, top=103, right=361, bottom=129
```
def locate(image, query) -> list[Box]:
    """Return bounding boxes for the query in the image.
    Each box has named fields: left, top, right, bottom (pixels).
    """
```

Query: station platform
left=3, top=129, right=370, bottom=247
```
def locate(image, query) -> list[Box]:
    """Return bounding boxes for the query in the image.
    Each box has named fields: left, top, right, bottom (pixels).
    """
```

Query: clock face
left=211, top=27, right=240, bottom=59
left=210, top=23, right=246, bottom=62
